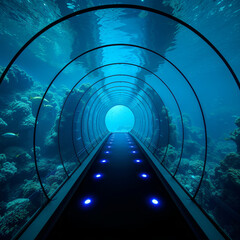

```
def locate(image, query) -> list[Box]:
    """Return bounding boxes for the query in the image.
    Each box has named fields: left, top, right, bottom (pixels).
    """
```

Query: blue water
left=0, top=1, right=239, bottom=239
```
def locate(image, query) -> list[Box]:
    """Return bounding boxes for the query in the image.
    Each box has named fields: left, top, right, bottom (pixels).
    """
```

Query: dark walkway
left=47, top=133, right=197, bottom=239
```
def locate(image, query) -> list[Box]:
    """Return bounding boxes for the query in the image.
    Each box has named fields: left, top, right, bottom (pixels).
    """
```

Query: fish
left=43, top=104, right=53, bottom=108
left=1, top=132, right=19, bottom=138
left=29, top=96, right=49, bottom=103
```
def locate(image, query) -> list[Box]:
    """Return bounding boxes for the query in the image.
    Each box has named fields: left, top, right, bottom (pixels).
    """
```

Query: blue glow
left=100, top=159, right=107, bottom=163
left=83, top=198, right=92, bottom=205
left=105, top=151, right=110, bottom=154
left=94, top=173, right=102, bottom=179
left=151, top=198, right=159, bottom=205
left=130, top=145, right=134, bottom=148
left=140, top=173, right=149, bottom=178
left=105, top=105, right=134, bottom=132
left=134, top=159, right=142, bottom=163
left=132, top=150, right=137, bottom=154
left=107, top=146, right=111, bottom=148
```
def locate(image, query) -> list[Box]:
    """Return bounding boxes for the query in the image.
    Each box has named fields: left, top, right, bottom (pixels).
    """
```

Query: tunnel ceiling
left=0, top=3, right=240, bottom=240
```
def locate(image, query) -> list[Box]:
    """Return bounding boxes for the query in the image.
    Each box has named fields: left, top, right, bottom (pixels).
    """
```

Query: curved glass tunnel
left=0, top=2, right=240, bottom=239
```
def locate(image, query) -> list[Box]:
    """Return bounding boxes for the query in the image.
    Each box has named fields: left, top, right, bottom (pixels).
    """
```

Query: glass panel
left=1, top=3, right=239, bottom=239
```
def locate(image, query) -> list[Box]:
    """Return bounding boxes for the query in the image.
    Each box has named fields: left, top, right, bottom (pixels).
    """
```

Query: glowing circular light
left=134, top=159, right=142, bottom=163
left=130, top=146, right=134, bottom=148
left=151, top=198, right=159, bottom=205
left=83, top=198, right=92, bottom=205
left=94, top=173, right=102, bottom=179
left=141, top=173, right=148, bottom=178
left=132, top=150, right=137, bottom=154
left=105, top=151, right=110, bottom=154
left=107, top=146, right=111, bottom=148
left=100, top=159, right=107, bottom=163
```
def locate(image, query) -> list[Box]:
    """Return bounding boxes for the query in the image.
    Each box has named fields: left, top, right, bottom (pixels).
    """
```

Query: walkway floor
left=47, top=133, right=197, bottom=239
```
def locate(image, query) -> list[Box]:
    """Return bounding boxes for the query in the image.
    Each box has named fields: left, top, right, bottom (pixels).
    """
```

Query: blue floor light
left=150, top=197, right=161, bottom=207
left=134, top=159, right=142, bottom=163
left=94, top=173, right=103, bottom=179
left=140, top=173, right=149, bottom=179
left=100, top=159, right=107, bottom=163
left=151, top=198, right=159, bottom=205
left=84, top=199, right=92, bottom=204
left=82, top=197, right=93, bottom=207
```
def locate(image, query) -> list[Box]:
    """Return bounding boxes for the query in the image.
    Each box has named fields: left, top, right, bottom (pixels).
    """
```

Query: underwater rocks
left=0, top=65, right=33, bottom=93
left=235, top=116, right=240, bottom=127
left=228, top=117, right=240, bottom=153
left=183, top=139, right=202, bottom=158
left=1, top=162, right=17, bottom=178
left=20, top=179, right=42, bottom=198
left=212, top=152, right=240, bottom=237
left=0, top=198, right=30, bottom=238
left=0, top=153, right=17, bottom=184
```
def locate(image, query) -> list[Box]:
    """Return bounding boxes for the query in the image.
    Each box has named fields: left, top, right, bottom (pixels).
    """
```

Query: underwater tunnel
left=0, top=1, right=240, bottom=239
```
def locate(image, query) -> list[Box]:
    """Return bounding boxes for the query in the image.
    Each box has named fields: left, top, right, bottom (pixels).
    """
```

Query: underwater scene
left=0, top=0, right=240, bottom=239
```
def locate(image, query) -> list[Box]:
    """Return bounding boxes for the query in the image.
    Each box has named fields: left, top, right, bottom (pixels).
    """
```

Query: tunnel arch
left=0, top=4, right=239, bottom=240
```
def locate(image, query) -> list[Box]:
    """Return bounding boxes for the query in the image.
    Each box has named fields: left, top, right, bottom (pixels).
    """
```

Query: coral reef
left=0, top=65, right=63, bottom=239
left=0, top=153, right=17, bottom=184
left=0, top=65, right=33, bottom=93
left=214, top=152, right=240, bottom=211
left=0, top=198, right=30, bottom=238
left=228, top=117, right=240, bottom=153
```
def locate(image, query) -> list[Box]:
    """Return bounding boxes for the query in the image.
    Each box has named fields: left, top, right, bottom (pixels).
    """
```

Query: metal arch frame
left=35, top=52, right=182, bottom=201
left=56, top=58, right=180, bottom=167
left=96, top=92, right=151, bottom=143
left=84, top=87, right=149, bottom=147
left=0, top=6, right=237, bottom=239
left=92, top=93, right=142, bottom=143
left=93, top=74, right=167, bottom=148
left=88, top=89, right=150, bottom=141
left=79, top=85, right=153, bottom=152
left=1, top=4, right=239, bottom=90
left=58, top=60, right=181, bottom=171
left=73, top=75, right=164, bottom=148
left=95, top=92, right=146, bottom=141
left=91, top=84, right=160, bottom=146
left=35, top=58, right=186, bottom=201
left=94, top=93, right=143, bottom=139
left=69, top=73, right=163, bottom=149
left=68, top=76, right=152, bottom=155
left=73, top=87, right=145, bottom=152
left=55, top=61, right=202, bottom=199
left=1, top=2, right=233, bottom=199
left=95, top=93, right=142, bottom=139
